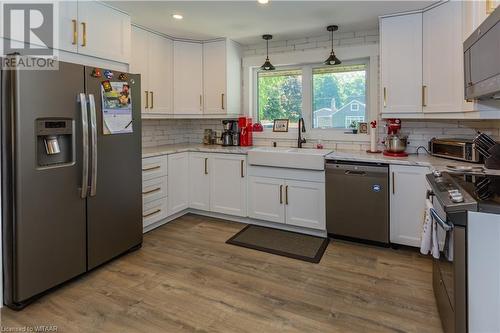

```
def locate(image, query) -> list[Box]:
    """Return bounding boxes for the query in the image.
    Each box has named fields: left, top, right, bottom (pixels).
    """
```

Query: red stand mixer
left=383, top=119, right=408, bottom=157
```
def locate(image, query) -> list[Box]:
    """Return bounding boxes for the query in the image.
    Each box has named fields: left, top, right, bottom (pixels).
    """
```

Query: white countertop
left=142, top=144, right=483, bottom=171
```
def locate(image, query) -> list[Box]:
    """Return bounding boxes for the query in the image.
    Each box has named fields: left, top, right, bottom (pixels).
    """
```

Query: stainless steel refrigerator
left=1, top=59, right=142, bottom=309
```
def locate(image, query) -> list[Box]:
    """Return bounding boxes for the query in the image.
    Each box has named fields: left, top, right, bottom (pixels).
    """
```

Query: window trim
left=243, top=44, right=379, bottom=142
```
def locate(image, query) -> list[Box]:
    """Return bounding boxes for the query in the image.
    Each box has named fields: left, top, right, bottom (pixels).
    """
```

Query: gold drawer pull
left=383, top=87, right=387, bottom=107
left=81, top=22, right=87, bottom=47
left=143, top=209, right=161, bottom=218
left=142, top=165, right=161, bottom=172
left=142, top=187, right=161, bottom=195
left=72, top=19, right=77, bottom=45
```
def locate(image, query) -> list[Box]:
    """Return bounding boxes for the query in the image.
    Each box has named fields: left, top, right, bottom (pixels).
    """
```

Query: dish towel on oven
left=420, top=199, right=440, bottom=259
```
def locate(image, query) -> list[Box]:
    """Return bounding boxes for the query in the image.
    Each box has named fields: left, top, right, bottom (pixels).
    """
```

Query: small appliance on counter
left=221, top=120, right=239, bottom=146
left=429, top=137, right=482, bottom=163
left=382, top=118, right=408, bottom=157
left=473, top=132, right=500, bottom=169
left=239, top=117, right=253, bottom=146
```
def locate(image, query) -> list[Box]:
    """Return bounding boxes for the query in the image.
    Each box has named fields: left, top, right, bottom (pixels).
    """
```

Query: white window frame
left=243, top=44, right=378, bottom=142
left=351, top=103, right=360, bottom=111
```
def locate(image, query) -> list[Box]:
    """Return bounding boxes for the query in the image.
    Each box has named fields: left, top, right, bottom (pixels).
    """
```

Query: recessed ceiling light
left=257, top=0, right=269, bottom=4
left=172, top=14, right=183, bottom=20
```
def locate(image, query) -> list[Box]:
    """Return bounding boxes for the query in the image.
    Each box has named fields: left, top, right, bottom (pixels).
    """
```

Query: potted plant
left=349, top=121, right=359, bottom=134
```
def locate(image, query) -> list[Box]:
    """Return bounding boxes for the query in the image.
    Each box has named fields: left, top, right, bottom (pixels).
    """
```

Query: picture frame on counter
left=359, top=122, right=368, bottom=134
left=273, top=119, right=289, bottom=132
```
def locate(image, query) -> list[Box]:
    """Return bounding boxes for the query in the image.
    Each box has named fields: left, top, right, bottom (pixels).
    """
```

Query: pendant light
left=324, top=25, right=341, bottom=65
left=260, top=34, right=275, bottom=71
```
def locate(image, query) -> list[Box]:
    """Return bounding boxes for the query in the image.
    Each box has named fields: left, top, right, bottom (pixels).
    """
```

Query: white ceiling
left=108, top=1, right=436, bottom=45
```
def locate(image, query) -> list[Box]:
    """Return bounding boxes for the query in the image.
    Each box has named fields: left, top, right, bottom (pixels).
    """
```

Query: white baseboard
left=143, top=208, right=327, bottom=238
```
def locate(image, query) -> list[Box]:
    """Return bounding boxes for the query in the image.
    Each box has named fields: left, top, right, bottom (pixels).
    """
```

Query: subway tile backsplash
left=142, top=119, right=500, bottom=154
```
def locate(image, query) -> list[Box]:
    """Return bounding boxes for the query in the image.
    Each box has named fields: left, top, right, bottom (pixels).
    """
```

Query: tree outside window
left=257, top=69, right=302, bottom=128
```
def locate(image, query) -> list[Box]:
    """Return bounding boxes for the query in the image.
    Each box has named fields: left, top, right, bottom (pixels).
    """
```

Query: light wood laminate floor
left=1, top=214, right=443, bottom=333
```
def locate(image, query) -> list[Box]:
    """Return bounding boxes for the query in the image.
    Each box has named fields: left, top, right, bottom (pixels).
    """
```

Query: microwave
left=463, top=5, right=500, bottom=100
left=429, top=138, right=482, bottom=163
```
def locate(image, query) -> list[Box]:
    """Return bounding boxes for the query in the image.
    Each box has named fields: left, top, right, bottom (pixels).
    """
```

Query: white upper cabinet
left=77, top=1, right=131, bottom=63
left=380, top=13, right=423, bottom=114
left=130, top=27, right=149, bottom=113
left=58, top=1, right=78, bottom=53
left=423, top=1, right=471, bottom=113
left=203, top=39, right=242, bottom=115
left=131, top=27, right=173, bottom=115
left=147, top=33, right=173, bottom=114
left=203, top=41, right=227, bottom=114
left=173, top=41, right=204, bottom=115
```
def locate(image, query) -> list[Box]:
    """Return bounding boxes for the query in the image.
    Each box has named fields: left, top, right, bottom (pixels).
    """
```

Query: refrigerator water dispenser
left=36, top=118, right=74, bottom=167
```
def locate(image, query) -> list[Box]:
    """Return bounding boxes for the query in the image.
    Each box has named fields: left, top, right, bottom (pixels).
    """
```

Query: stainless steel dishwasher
left=326, top=161, right=389, bottom=244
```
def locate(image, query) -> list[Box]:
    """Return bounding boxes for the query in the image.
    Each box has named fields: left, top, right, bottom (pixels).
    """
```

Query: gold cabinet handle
left=72, top=19, right=78, bottom=45
left=150, top=91, right=154, bottom=109
left=486, top=0, right=496, bottom=14
left=383, top=87, right=387, bottom=107
left=145, top=91, right=149, bottom=109
left=422, top=85, right=427, bottom=107
left=285, top=185, right=288, bottom=205
left=200, top=95, right=203, bottom=109
left=81, top=22, right=87, bottom=47
left=221, top=93, right=225, bottom=110
left=142, top=187, right=161, bottom=195
left=142, top=165, right=160, bottom=172
left=204, top=157, right=208, bottom=175
left=143, top=209, right=161, bottom=218
left=279, top=185, right=283, bottom=204
left=240, top=160, right=244, bottom=178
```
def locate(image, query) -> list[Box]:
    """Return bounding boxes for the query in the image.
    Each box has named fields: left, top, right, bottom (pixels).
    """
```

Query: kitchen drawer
left=143, top=197, right=168, bottom=228
left=142, top=176, right=167, bottom=205
left=142, top=156, right=167, bottom=181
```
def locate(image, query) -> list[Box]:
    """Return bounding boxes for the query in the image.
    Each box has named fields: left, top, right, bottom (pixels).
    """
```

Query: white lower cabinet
left=189, top=153, right=210, bottom=211
left=285, top=180, right=325, bottom=230
left=390, top=165, right=429, bottom=247
left=248, top=176, right=285, bottom=224
left=248, top=175, right=326, bottom=230
left=209, top=154, right=247, bottom=217
left=142, top=155, right=168, bottom=228
left=167, top=153, right=189, bottom=215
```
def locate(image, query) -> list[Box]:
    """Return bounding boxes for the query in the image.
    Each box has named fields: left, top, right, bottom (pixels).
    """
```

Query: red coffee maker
left=239, top=117, right=253, bottom=146
left=383, top=119, right=408, bottom=157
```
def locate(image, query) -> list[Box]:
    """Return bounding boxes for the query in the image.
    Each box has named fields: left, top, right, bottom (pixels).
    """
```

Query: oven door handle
left=430, top=208, right=453, bottom=232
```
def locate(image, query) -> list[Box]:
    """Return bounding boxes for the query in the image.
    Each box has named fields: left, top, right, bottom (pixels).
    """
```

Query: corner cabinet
left=247, top=170, right=326, bottom=231
left=173, top=41, right=204, bottom=115
left=380, top=13, right=422, bottom=114
left=209, top=154, right=247, bottom=217
left=167, top=153, right=189, bottom=215
left=131, top=26, right=173, bottom=116
left=389, top=165, right=429, bottom=247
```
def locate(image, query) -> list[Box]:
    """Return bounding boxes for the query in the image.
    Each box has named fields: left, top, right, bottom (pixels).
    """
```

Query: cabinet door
left=167, top=153, right=189, bottom=215
left=248, top=176, right=285, bottom=224
left=203, top=40, right=226, bottom=114
left=130, top=26, right=149, bottom=113
left=209, top=154, right=247, bottom=217
left=77, top=1, right=131, bottom=63
left=423, top=1, right=465, bottom=113
left=58, top=1, right=78, bottom=53
left=380, top=13, right=422, bottom=114
left=173, top=41, right=203, bottom=114
left=148, top=33, right=173, bottom=114
left=390, top=165, right=428, bottom=247
left=285, top=180, right=325, bottom=230
left=189, top=153, right=210, bottom=211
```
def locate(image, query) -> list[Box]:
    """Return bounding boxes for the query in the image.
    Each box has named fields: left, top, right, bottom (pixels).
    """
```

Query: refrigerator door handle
left=78, top=93, right=89, bottom=199
left=88, top=94, right=98, bottom=197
